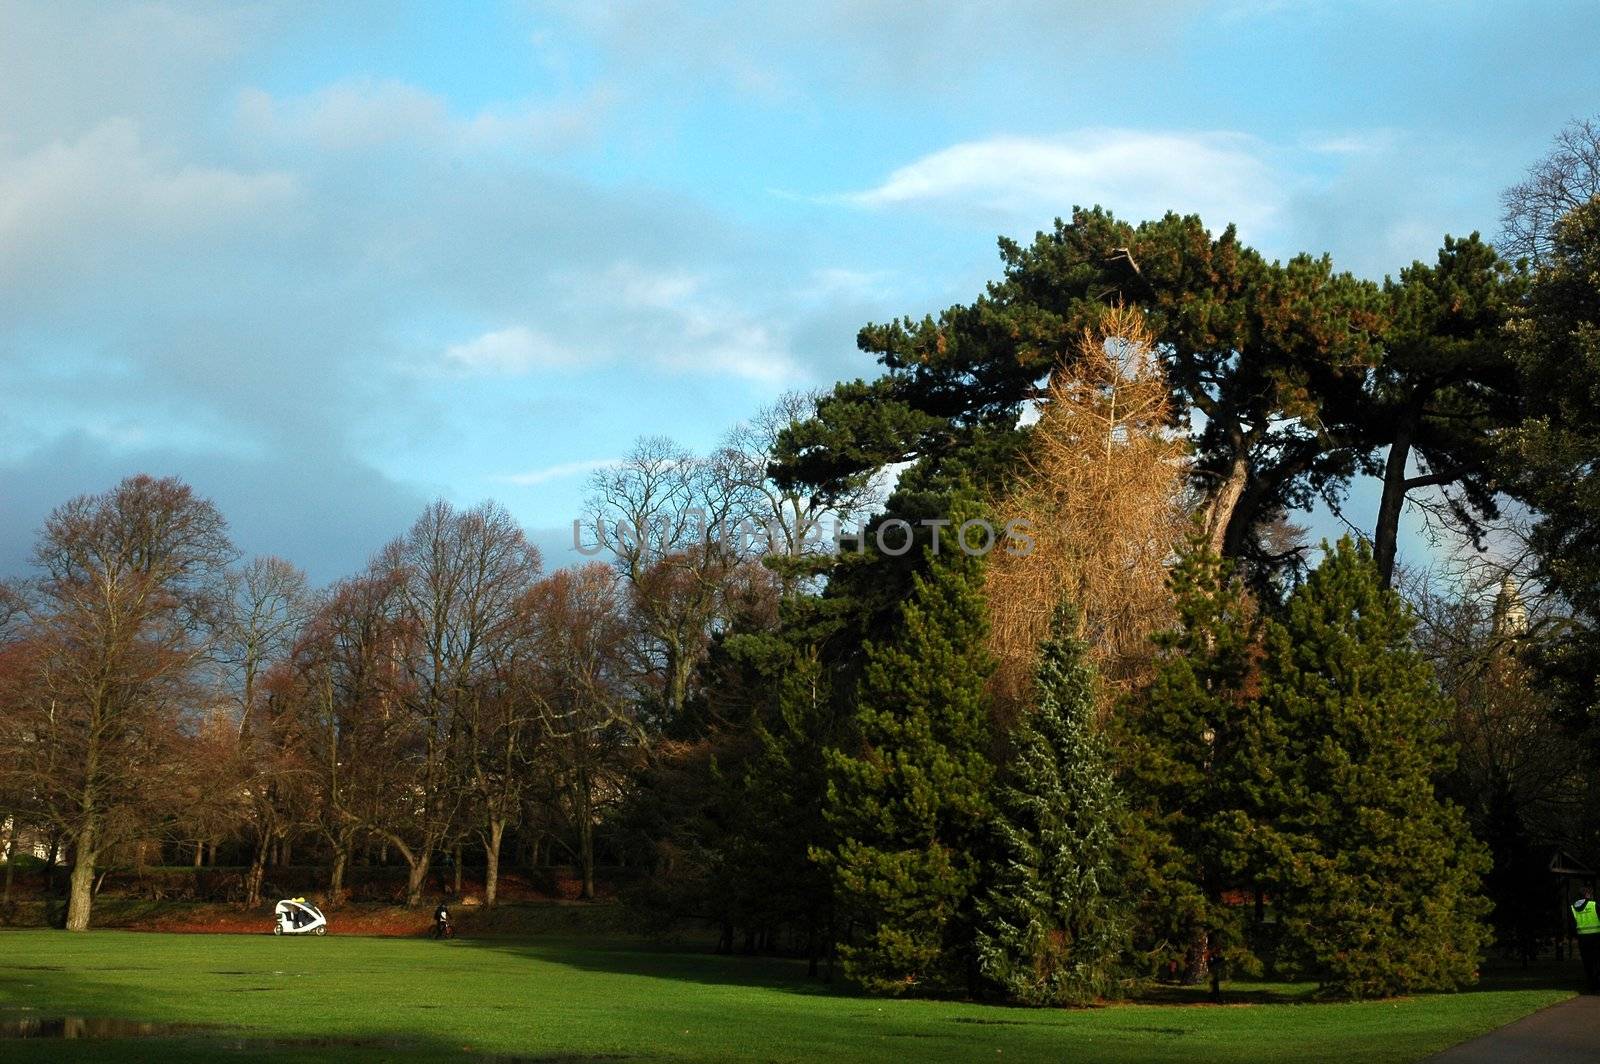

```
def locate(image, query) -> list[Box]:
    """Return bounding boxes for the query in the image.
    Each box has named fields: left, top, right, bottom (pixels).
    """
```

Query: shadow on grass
left=452, top=932, right=857, bottom=1000
left=455, top=933, right=1306, bottom=1007
left=1131, top=983, right=1312, bottom=1007
left=1132, top=956, right=1583, bottom=1008
left=451, top=929, right=1588, bottom=1011
left=1473, top=956, right=1584, bottom=994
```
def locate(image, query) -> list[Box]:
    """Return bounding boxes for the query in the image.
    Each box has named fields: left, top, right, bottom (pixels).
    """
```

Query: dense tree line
left=0, top=119, right=1597, bottom=1008
left=627, top=118, right=1600, bottom=1001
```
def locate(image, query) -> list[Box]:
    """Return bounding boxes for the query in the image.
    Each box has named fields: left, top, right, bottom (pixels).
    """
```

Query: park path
left=1426, top=994, right=1599, bottom=1063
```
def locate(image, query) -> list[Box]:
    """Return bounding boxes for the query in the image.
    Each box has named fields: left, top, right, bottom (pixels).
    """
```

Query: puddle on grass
left=0, top=1015, right=410, bottom=1053
left=0, top=1013, right=626, bottom=1060
left=0, top=1016, right=192, bottom=1039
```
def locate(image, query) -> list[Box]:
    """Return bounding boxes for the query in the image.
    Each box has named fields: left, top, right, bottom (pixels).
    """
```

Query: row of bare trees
left=0, top=394, right=868, bottom=930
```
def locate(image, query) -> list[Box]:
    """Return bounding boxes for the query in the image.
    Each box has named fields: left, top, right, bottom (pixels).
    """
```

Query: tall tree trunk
left=665, top=644, right=692, bottom=720
left=246, top=825, right=272, bottom=909
left=483, top=819, right=505, bottom=909
left=2, top=817, right=16, bottom=906
left=329, top=849, right=347, bottom=902
left=281, top=834, right=293, bottom=867
left=453, top=843, right=463, bottom=896
left=1182, top=925, right=1209, bottom=985
left=66, top=823, right=97, bottom=932
left=1203, top=451, right=1250, bottom=557
left=326, top=823, right=357, bottom=904
left=1373, top=426, right=1414, bottom=589
left=398, top=841, right=431, bottom=908
left=578, top=774, right=596, bottom=900
left=43, top=829, right=60, bottom=895
left=193, top=840, right=203, bottom=868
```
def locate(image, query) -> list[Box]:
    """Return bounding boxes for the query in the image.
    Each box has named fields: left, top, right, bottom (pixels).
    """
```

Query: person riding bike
left=432, top=902, right=453, bottom=939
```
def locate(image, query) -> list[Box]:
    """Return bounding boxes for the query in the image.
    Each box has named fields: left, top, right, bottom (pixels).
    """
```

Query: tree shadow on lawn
left=458, top=935, right=1297, bottom=1007
left=452, top=934, right=1588, bottom=1009
left=1134, top=956, right=1582, bottom=1008
left=452, top=934, right=853, bottom=999
left=1472, top=956, right=1584, bottom=994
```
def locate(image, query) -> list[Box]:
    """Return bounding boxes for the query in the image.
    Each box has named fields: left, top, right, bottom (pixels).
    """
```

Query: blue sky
left=1, top=1, right=1596, bottom=582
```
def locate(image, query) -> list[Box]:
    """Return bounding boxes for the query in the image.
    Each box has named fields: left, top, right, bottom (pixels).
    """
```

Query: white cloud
left=441, top=267, right=802, bottom=385
left=844, top=130, right=1282, bottom=237
left=496, top=458, right=622, bottom=487
left=235, top=79, right=614, bottom=154
left=444, top=326, right=576, bottom=374
left=611, top=266, right=704, bottom=309
left=803, top=267, right=895, bottom=301
left=0, top=2, right=262, bottom=152
left=1302, top=129, right=1403, bottom=156
left=546, top=1, right=1195, bottom=101
left=596, top=263, right=801, bottom=384
left=0, top=119, right=296, bottom=281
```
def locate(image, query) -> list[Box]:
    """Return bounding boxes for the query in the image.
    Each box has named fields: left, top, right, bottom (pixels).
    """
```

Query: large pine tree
left=976, top=603, right=1128, bottom=1006
left=818, top=499, right=995, bottom=995
left=1247, top=537, right=1490, bottom=998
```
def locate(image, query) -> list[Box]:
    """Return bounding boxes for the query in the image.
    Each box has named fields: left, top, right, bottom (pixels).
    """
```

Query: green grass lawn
left=0, top=927, right=1577, bottom=1062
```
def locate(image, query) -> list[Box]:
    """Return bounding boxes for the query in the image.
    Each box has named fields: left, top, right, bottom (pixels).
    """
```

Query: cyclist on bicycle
left=433, top=902, right=452, bottom=939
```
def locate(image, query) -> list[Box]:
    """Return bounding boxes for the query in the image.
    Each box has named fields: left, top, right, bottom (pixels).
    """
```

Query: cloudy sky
left=1, top=1, right=1596, bottom=583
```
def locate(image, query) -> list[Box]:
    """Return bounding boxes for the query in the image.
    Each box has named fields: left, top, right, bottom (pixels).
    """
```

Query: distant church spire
left=1492, top=576, right=1527, bottom=637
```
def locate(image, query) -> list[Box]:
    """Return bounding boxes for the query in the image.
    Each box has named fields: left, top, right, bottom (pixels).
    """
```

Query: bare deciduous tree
left=523, top=564, right=633, bottom=900
left=376, top=500, right=541, bottom=906
left=217, top=556, right=312, bottom=904
left=1501, top=115, right=1600, bottom=265
left=221, top=557, right=310, bottom=741
left=288, top=571, right=412, bottom=903
left=12, top=476, right=233, bottom=930
left=720, top=391, right=882, bottom=591
left=585, top=438, right=745, bottom=722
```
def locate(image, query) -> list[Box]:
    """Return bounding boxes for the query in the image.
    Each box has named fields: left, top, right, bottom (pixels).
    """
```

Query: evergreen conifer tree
left=817, top=499, right=995, bottom=995
left=739, top=630, right=842, bottom=976
left=976, top=603, right=1128, bottom=1005
left=1247, top=537, right=1490, bottom=998
left=1118, top=536, right=1261, bottom=992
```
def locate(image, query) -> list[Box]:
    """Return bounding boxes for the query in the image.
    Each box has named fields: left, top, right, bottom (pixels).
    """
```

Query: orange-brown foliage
left=986, top=306, right=1190, bottom=716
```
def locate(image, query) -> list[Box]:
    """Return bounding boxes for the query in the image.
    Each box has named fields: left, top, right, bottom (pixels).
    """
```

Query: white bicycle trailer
left=273, top=898, right=327, bottom=936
